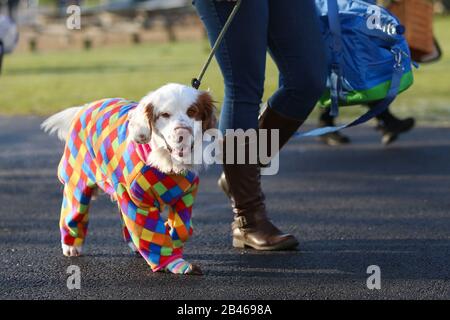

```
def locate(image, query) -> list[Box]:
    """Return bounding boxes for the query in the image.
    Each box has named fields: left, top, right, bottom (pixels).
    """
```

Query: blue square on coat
left=125, top=155, right=136, bottom=174
left=126, top=202, right=136, bottom=221
left=119, top=103, right=136, bottom=118
left=149, top=243, right=161, bottom=255
left=185, top=171, right=195, bottom=183
left=73, top=187, right=82, bottom=201
left=68, top=137, right=79, bottom=158
left=100, top=145, right=109, bottom=164
left=66, top=217, right=79, bottom=228
left=59, top=168, right=69, bottom=184
left=155, top=220, right=167, bottom=234
left=110, top=173, right=119, bottom=188
left=148, top=252, right=160, bottom=265
left=85, top=141, right=96, bottom=159
left=79, top=192, right=91, bottom=206
left=118, top=125, right=128, bottom=144
left=171, top=231, right=179, bottom=240
left=81, top=161, right=94, bottom=180
left=96, top=118, right=104, bottom=136
left=100, top=98, right=114, bottom=111
left=79, top=111, right=87, bottom=128
left=160, top=191, right=172, bottom=204
left=169, top=185, right=183, bottom=199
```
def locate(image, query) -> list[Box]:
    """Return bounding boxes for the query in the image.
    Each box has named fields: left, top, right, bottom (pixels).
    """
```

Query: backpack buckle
left=391, top=48, right=404, bottom=70
left=330, top=63, right=342, bottom=117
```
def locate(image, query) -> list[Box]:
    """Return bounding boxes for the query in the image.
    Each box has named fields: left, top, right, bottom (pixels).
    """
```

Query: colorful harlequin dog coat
left=58, top=98, right=199, bottom=271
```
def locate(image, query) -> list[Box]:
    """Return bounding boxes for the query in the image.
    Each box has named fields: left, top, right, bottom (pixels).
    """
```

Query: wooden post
left=29, top=37, right=37, bottom=52
left=164, top=15, right=177, bottom=43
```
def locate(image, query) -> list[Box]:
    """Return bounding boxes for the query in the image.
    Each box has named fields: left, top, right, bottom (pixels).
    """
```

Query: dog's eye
left=187, top=107, right=197, bottom=118
left=160, top=112, right=171, bottom=119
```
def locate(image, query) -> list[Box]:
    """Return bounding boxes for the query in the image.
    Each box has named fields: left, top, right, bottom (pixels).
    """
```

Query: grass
left=1, top=16, right=450, bottom=124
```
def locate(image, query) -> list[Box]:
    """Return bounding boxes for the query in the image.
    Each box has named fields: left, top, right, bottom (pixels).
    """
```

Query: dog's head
left=128, top=83, right=217, bottom=174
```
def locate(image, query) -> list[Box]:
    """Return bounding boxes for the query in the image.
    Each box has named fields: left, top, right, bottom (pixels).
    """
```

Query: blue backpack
left=299, top=0, right=415, bottom=137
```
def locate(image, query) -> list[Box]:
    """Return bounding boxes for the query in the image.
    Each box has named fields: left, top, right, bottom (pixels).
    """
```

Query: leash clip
left=191, top=78, right=201, bottom=90
left=190, top=0, right=242, bottom=90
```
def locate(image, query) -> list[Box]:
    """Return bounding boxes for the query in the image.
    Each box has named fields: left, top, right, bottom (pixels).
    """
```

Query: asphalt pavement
left=0, top=116, right=449, bottom=300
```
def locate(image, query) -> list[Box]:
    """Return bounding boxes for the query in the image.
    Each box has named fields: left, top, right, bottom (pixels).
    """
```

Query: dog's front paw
left=163, top=258, right=203, bottom=276
left=62, top=244, right=82, bottom=257
left=185, top=264, right=203, bottom=276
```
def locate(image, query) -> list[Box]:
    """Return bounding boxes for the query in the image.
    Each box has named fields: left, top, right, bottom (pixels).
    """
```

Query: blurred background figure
left=318, top=0, right=442, bottom=146
left=319, top=103, right=416, bottom=146
left=0, top=0, right=19, bottom=73
left=0, top=0, right=20, bottom=21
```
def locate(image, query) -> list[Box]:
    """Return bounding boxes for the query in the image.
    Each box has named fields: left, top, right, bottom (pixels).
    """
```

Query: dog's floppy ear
left=144, top=102, right=155, bottom=139
left=128, top=96, right=155, bottom=144
left=196, top=91, right=217, bottom=132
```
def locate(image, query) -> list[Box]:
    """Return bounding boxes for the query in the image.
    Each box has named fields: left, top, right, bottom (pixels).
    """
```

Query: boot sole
left=233, top=237, right=299, bottom=251
left=318, top=136, right=351, bottom=147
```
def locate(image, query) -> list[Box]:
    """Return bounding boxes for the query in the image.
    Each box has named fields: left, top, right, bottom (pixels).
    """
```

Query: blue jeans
left=193, top=0, right=328, bottom=133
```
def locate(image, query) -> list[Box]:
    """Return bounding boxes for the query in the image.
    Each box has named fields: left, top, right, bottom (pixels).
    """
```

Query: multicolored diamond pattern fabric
left=57, top=98, right=199, bottom=271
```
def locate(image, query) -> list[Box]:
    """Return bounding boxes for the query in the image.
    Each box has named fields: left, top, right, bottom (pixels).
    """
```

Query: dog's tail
left=41, top=106, right=83, bottom=142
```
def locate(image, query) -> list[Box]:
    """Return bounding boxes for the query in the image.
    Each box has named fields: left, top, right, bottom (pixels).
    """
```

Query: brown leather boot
left=223, top=160, right=299, bottom=251
left=258, top=105, right=306, bottom=157
left=218, top=106, right=305, bottom=196
left=221, top=106, right=304, bottom=250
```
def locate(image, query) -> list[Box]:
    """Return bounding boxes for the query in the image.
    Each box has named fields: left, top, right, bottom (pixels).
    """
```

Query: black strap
left=192, top=0, right=242, bottom=89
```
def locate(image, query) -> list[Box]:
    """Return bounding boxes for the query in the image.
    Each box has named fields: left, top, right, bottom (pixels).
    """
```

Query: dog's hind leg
left=60, top=184, right=95, bottom=257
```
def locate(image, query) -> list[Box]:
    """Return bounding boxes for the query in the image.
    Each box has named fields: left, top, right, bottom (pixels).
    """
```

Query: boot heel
left=232, top=237, right=245, bottom=248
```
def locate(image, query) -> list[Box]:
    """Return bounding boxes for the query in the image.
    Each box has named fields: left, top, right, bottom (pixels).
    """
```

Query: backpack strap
left=327, top=0, right=344, bottom=117
left=295, top=46, right=404, bottom=138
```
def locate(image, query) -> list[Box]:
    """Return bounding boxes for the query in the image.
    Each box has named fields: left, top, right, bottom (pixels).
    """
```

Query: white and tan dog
left=43, top=83, right=216, bottom=274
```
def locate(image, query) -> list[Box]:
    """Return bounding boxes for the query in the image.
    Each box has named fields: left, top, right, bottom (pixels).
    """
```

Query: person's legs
left=372, top=103, right=399, bottom=124
left=231, top=0, right=328, bottom=250
left=195, top=0, right=300, bottom=250
left=368, top=102, right=415, bottom=145
left=194, top=0, right=268, bottom=133
left=319, top=107, right=336, bottom=126
left=256, top=0, right=328, bottom=155
left=267, top=0, right=327, bottom=121
left=317, top=107, right=351, bottom=146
